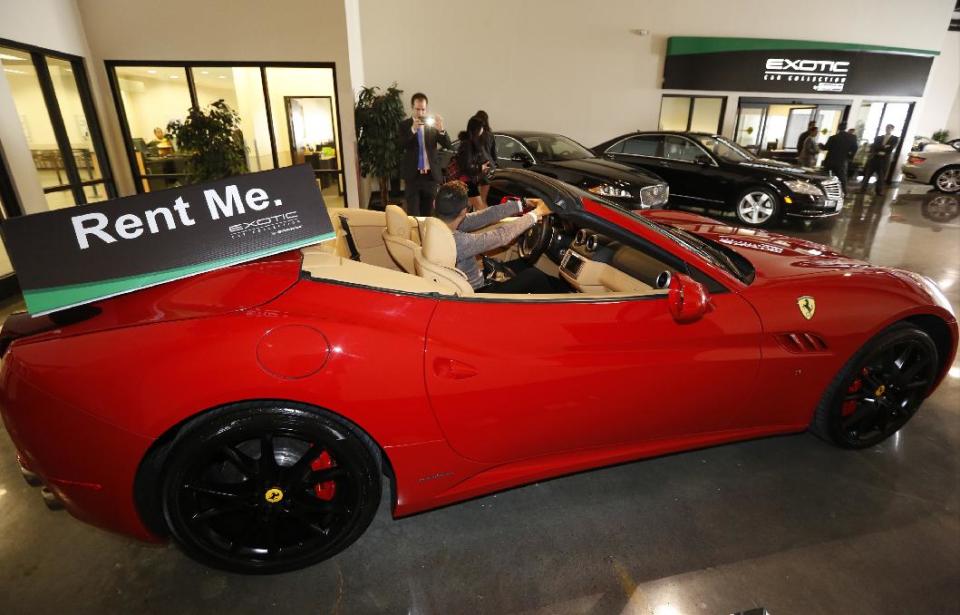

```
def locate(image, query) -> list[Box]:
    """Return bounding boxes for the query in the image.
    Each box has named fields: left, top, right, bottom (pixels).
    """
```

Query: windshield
left=579, top=188, right=754, bottom=284
left=691, top=135, right=755, bottom=164
left=521, top=135, right=593, bottom=162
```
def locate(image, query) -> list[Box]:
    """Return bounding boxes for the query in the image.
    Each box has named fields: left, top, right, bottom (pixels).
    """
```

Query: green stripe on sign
left=666, top=36, right=938, bottom=57
left=22, top=232, right=335, bottom=316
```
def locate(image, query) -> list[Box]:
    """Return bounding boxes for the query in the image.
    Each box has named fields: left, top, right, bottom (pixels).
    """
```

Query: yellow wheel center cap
left=264, top=487, right=284, bottom=504
left=875, top=385, right=886, bottom=397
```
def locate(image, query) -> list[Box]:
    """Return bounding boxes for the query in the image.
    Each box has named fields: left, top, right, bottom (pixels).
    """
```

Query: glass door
left=734, top=105, right=767, bottom=152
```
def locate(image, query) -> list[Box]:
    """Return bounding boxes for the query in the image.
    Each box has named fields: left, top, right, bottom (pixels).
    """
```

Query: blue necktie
left=417, top=127, right=425, bottom=171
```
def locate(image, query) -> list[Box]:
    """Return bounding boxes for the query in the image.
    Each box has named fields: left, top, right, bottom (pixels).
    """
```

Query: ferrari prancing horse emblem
left=264, top=488, right=284, bottom=504
left=797, top=296, right=816, bottom=320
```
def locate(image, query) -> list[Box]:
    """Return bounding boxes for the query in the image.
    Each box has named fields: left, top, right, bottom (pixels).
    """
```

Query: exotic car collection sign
left=663, top=37, right=937, bottom=97
left=1, top=165, right=334, bottom=315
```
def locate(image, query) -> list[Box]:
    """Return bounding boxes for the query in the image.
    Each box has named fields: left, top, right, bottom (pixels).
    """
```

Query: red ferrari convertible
left=0, top=169, right=955, bottom=573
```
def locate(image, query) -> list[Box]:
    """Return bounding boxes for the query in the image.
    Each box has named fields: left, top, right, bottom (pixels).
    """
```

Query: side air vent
left=776, top=332, right=828, bottom=353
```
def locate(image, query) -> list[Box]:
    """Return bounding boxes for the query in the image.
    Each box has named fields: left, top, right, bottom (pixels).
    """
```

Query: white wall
left=916, top=30, right=960, bottom=139
left=358, top=0, right=958, bottom=149
left=75, top=0, right=362, bottom=206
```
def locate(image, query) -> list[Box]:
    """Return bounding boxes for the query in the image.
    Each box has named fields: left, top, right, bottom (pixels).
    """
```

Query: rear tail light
left=907, top=156, right=926, bottom=165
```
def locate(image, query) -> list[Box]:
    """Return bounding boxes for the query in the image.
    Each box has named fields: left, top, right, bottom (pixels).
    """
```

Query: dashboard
left=554, top=224, right=674, bottom=294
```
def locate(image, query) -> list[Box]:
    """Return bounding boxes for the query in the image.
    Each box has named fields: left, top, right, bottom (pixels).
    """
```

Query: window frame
left=0, top=37, right=117, bottom=208
left=658, top=95, right=727, bottom=134
left=105, top=60, right=348, bottom=203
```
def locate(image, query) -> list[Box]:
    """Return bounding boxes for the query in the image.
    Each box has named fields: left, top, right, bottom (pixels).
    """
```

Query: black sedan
left=592, top=132, right=844, bottom=227
left=441, top=131, right=669, bottom=210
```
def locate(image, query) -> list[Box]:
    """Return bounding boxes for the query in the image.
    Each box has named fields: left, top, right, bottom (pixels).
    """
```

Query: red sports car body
left=1, top=169, right=955, bottom=573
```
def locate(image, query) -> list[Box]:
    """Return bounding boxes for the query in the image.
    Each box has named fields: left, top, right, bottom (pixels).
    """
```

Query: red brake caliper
left=843, top=368, right=867, bottom=416
left=310, top=450, right=337, bottom=501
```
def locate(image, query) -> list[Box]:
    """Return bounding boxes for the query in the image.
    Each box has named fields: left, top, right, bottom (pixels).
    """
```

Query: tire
left=811, top=323, right=939, bottom=449
left=160, top=403, right=382, bottom=573
left=734, top=187, right=782, bottom=227
left=932, top=166, right=960, bottom=194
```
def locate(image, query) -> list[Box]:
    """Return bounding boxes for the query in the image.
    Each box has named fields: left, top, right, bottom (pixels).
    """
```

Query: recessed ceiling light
left=0, top=53, right=27, bottom=61
left=200, top=70, right=209, bottom=75
left=147, top=69, right=157, bottom=74
left=3, top=68, right=26, bottom=74
left=169, top=75, right=179, bottom=79
left=218, top=75, right=226, bottom=79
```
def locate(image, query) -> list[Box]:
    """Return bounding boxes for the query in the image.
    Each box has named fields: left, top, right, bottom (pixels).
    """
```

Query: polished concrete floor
left=0, top=184, right=958, bottom=615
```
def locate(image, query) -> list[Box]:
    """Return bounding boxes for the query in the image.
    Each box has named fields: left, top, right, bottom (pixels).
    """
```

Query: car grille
left=640, top=183, right=669, bottom=208
left=821, top=177, right=843, bottom=201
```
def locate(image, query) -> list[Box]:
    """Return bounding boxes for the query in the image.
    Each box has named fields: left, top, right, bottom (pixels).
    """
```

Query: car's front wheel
left=734, top=187, right=781, bottom=227
left=932, top=166, right=960, bottom=193
left=812, top=323, right=939, bottom=449
left=161, top=403, right=382, bottom=573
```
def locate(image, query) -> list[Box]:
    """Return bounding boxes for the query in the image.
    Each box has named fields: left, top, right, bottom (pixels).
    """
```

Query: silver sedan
left=902, top=143, right=960, bottom=193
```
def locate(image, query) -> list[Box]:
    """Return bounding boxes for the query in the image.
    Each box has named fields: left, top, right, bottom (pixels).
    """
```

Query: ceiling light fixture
left=0, top=53, right=27, bottom=61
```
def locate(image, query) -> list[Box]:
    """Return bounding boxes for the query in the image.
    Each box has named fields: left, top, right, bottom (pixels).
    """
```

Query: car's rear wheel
left=734, top=187, right=781, bottom=227
left=161, top=403, right=381, bottom=573
left=932, top=166, right=960, bottom=193
left=812, top=324, right=939, bottom=449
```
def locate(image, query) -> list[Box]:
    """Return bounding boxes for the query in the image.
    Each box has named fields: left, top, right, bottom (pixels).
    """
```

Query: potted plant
left=355, top=84, right=405, bottom=209
left=167, top=99, right=247, bottom=184
left=932, top=129, right=950, bottom=143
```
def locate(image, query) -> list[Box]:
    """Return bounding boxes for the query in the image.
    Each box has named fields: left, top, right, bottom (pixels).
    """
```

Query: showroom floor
left=0, top=184, right=957, bottom=615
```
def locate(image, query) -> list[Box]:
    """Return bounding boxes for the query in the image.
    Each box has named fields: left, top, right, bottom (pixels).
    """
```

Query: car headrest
left=384, top=204, right=409, bottom=238
left=421, top=217, right=457, bottom=268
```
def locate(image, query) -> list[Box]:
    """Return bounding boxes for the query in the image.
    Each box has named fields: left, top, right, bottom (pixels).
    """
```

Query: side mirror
left=511, top=152, right=533, bottom=166
left=694, top=154, right=712, bottom=166
left=667, top=272, right=711, bottom=323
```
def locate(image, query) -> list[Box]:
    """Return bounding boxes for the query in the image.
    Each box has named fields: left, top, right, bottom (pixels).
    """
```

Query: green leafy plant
left=167, top=99, right=247, bottom=184
left=932, top=129, right=950, bottom=143
left=355, top=84, right=406, bottom=207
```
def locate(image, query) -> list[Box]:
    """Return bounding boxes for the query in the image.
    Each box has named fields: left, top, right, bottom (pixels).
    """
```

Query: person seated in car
left=433, top=181, right=564, bottom=293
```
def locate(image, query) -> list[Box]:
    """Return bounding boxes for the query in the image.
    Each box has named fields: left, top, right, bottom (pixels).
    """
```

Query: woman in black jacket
left=456, top=116, right=491, bottom=211
left=474, top=110, right=497, bottom=204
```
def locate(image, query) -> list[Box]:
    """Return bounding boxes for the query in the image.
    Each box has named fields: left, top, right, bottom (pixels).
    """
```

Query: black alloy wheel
left=161, top=404, right=381, bottom=573
left=813, top=324, right=939, bottom=449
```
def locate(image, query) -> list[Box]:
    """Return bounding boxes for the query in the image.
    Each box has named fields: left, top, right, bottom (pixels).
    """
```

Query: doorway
left=284, top=95, right=341, bottom=196
left=733, top=98, right=851, bottom=160
left=850, top=101, right=914, bottom=182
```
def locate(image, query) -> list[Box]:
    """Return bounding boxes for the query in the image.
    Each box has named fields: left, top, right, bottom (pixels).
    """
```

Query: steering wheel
left=517, top=214, right=553, bottom=263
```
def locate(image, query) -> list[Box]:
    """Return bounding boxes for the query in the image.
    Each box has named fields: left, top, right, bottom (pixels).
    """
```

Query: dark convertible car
left=441, top=131, right=669, bottom=210
left=592, top=131, right=844, bottom=227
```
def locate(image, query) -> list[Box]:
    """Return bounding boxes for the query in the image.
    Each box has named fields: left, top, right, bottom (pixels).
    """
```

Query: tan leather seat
left=415, top=217, right=474, bottom=295
left=382, top=205, right=420, bottom=273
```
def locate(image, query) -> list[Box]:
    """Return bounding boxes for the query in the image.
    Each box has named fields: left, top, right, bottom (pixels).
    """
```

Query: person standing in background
left=796, top=120, right=817, bottom=152
left=473, top=110, right=497, bottom=205
left=820, top=122, right=859, bottom=183
left=398, top=92, right=450, bottom=216
left=455, top=117, right=491, bottom=211
left=797, top=125, right=820, bottom=168
left=860, top=124, right=900, bottom=196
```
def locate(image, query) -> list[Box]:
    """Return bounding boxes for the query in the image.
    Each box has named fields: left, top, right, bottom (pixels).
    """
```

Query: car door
left=656, top=136, right=729, bottom=205
left=423, top=290, right=763, bottom=464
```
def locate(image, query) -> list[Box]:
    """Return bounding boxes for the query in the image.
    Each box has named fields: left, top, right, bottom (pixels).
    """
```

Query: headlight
left=640, top=183, right=669, bottom=207
left=783, top=179, right=824, bottom=196
left=588, top=184, right=632, bottom=198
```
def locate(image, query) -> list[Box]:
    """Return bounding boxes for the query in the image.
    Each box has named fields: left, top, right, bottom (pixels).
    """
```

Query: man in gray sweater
left=433, top=181, right=562, bottom=293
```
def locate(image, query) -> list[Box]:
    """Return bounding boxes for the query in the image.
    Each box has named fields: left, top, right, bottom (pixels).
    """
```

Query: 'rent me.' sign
left=1, top=164, right=334, bottom=315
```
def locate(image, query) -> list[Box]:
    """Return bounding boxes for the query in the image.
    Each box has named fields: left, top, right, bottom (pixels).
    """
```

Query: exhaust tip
left=40, top=487, right=65, bottom=511
left=19, top=464, right=43, bottom=487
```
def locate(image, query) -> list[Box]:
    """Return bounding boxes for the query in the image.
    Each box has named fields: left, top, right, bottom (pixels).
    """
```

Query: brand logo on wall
left=663, top=37, right=937, bottom=97
left=763, top=58, right=849, bottom=92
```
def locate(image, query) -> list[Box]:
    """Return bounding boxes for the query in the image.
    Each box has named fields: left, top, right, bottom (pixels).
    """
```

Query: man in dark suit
left=398, top=92, right=451, bottom=216
left=860, top=124, right=900, bottom=196
left=820, top=122, right=859, bottom=183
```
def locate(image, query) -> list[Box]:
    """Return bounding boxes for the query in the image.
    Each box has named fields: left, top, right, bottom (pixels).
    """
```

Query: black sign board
left=664, top=37, right=937, bottom=97
left=1, top=165, right=334, bottom=315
